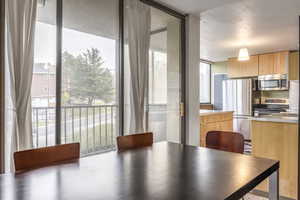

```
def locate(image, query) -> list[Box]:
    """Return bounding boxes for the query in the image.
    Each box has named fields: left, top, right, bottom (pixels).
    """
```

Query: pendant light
left=238, top=48, right=250, bottom=61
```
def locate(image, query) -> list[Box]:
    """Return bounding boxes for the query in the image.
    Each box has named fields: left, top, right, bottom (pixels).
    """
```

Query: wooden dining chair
left=206, top=131, right=245, bottom=200
left=14, top=143, right=80, bottom=172
left=117, top=132, right=153, bottom=151
left=206, top=131, right=244, bottom=154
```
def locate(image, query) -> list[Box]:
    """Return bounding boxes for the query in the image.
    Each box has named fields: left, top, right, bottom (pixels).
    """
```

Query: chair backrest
left=14, top=143, right=80, bottom=172
left=206, top=131, right=244, bottom=154
left=117, top=132, right=153, bottom=151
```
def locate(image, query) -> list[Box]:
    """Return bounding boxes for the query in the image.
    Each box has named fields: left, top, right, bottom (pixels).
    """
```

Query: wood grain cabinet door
left=219, top=120, right=233, bottom=131
left=252, top=121, right=298, bottom=199
left=259, top=53, right=275, bottom=75
left=259, top=51, right=289, bottom=75
left=289, top=51, right=299, bottom=80
left=228, top=56, right=258, bottom=78
left=274, top=51, right=289, bottom=74
left=240, top=55, right=259, bottom=77
left=228, top=58, right=241, bottom=78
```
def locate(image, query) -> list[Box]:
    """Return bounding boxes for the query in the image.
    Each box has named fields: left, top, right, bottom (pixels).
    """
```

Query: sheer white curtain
left=6, top=0, right=37, bottom=170
left=125, top=0, right=151, bottom=133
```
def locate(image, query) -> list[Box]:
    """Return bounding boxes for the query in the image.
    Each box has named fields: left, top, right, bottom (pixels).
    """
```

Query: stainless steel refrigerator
left=222, top=79, right=252, bottom=140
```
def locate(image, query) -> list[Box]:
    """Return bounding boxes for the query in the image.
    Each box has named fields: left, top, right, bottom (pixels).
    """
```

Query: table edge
left=225, top=161, right=280, bottom=200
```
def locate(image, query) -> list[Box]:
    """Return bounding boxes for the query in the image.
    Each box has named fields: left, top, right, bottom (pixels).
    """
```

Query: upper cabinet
left=258, top=53, right=275, bottom=75
left=258, top=51, right=289, bottom=75
left=289, top=51, right=299, bottom=80
left=227, top=51, right=291, bottom=78
left=228, top=55, right=259, bottom=78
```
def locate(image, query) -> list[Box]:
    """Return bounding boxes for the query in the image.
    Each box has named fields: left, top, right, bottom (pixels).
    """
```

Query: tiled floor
left=244, top=140, right=252, bottom=154
left=245, top=194, right=267, bottom=200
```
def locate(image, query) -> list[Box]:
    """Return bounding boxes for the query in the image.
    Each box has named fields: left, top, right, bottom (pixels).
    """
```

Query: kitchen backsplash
left=289, top=80, right=299, bottom=113
left=260, top=90, right=289, bottom=99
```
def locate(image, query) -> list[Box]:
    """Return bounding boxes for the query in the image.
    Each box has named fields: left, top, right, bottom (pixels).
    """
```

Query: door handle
left=180, top=102, right=184, bottom=117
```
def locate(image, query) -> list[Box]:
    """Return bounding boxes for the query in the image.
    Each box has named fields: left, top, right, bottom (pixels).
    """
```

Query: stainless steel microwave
left=258, top=74, right=289, bottom=91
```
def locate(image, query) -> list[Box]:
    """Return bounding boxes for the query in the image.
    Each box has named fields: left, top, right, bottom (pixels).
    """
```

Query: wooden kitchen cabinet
left=289, top=51, right=299, bottom=80
left=258, top=53, right=274, bottom=75
left=228, top=58, right=240, bottom=78
left=252, top=120, right=298, bottom=199
left=200, top=111, right=233, bottom=147
left=275, top=51, right=289, bottom=74
left=228, top=55, right=259, bottom=78
left=199, top=104, right=213, bottom=110
left=258, top=51, right=289, bottom=75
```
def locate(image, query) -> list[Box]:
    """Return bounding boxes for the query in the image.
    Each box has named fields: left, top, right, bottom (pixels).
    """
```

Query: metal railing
left=32, top=105, right=117, bottom=155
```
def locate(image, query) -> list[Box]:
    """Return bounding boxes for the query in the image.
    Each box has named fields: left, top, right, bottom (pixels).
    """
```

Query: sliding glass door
left=3, top=0, right=186, bottom=172
left=148, top=7, right=183, bottom=143
left=29, top=0, right=185, bottom=157
left=123, top=1, right=185, bottom=143
left=61, top=0, right=119, bottom=154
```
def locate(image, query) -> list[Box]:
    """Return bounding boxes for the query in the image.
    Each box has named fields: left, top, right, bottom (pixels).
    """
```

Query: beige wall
left=211, top=61, right=228, bottom=74
left=186, top=15, right=200, bottom=146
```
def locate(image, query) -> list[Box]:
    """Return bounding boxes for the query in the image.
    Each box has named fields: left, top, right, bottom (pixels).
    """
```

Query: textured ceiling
left=39, top=0, right=300, bottom=62
left=156, top=0, right=238, bottom=15
left=38, top=0, right=175, bottom=40
left=199, top=0, right=300, bottom=62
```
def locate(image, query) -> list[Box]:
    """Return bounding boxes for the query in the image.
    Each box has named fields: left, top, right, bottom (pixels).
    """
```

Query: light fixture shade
left=238, top=48, right=250, bottom=61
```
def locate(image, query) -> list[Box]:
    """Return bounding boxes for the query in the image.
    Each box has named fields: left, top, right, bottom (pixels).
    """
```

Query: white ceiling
left=159, top=0, right=300, bottom=62
left=40, top=0, right=300, bottom=62
left=38, top=0, right=119, bottom=39
left=156, top=0, right=238, bottom=15
left=199, top=0, right=300, bottom=62
left=38, top=0, right=175, bottom=41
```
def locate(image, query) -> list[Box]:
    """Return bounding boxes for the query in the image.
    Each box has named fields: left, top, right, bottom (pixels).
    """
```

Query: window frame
left=54, top=0, right=187, bottom=144
left=199, top=60, right=211, bottom=104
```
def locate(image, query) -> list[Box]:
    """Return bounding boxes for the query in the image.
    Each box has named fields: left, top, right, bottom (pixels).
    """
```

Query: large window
left=4, top=0, right=186, bottom=173
left=200, top=62, right=211, bottom=103
left=61, top=0, right=119, bottom=154
left=31, top=0, right=119, bottom=155
left=15, top=0, right=184, bottom=159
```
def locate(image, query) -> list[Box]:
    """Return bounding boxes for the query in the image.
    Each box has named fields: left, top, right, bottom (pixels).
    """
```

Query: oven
left=258, top=74, right=288, bottom=91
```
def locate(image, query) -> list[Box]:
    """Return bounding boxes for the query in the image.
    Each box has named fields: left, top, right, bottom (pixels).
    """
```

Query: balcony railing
left=32, top=104, right=167, bottom=155
left=32, top=105, right=117, bottom=155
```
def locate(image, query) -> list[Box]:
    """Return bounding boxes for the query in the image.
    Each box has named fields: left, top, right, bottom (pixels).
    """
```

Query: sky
left=34, top=22, right=116, bottom=70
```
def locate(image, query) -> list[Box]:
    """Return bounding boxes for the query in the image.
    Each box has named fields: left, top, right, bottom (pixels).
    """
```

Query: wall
left=261, top=91, right=289, bottom=99
left=211, top=61, right=228, bottom=105
left=186, top=15, right=200, bottom=146
left=211, top=61, right=228, bottom=74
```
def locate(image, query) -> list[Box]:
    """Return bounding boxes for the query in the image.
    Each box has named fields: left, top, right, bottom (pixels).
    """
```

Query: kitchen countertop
left=251, top=116, right=298, bottom=124
left=199, top=109, right=234, bottom=117
left=199, top=110, right=298, bottom=123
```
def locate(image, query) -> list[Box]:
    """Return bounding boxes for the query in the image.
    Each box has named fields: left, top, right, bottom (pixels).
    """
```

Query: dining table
left=0, top=142, right=279, bottom=200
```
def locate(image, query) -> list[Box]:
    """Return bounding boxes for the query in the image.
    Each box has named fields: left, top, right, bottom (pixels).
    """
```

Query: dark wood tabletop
left=0, top=142, right=279, bottom=200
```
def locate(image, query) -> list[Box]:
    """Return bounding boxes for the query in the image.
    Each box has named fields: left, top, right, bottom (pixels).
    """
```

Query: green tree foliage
left=62, top=48, right=113, bottom=105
